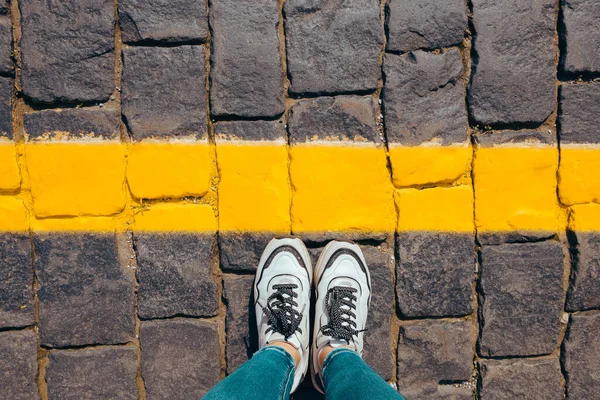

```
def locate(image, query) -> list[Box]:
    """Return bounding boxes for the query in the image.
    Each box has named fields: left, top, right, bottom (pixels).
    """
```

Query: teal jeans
left=203, top=347, right=405, bottom=400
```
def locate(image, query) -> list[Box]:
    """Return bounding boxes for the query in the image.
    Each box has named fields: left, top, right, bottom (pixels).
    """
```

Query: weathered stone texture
left=219, top=233, right=272, bottom=272
left=46, top=347, right=138, bottom=400
left=119, top=0, right=208, bottom=44
left=20, top=0, right=115, bottom=104
left=396, top=233, right=474, bottom=318
left=469, top=0, right=556, bottom=125
left=0, top=234, right=34, bottom=328
left=285, top=0, right=382, bottom=94
left=209, top=0, right=284, bottom=118
left=134, top=233, right=218, bottom=319
left=559, top=83, right=600, bottom=144
left=0, top=1, right=8, bottom=15
left=480, top=358, right=563, bottom=400
left=386, top=0, right=468, bottom=52
left=223, top=275, right=256, bottom=373
left=562, top=0, right=600, bottom=74
left=288, top=96, right=380, bottom=144
left=0, top=76, right=11, bottom=137
left=0, top=330, right=39, bottom=400
left=397, top=319, right=473, bottom=399
left=383, top=49, right=468, bottom=145
left=479, top=241, right=564, bottom=357
left=140, top=319, right=221, bottom=399
left=214, top=120, right=286, bottom=142
left=122, top=45, right=206, bottom=140
left=35, top=233, right=135, bottom=348
left=24, top=107, right=121, bottom=140
left=566, top=232, right=600, bottom=311
left=0, top=15, right=12, bottom=74
left=564, top=312, right=600, bottom=398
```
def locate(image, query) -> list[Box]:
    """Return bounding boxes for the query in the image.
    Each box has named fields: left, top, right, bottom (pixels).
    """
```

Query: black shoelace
left=261, top=283, right=303, bottom=340
left=320, top=286, right=366, bottom=342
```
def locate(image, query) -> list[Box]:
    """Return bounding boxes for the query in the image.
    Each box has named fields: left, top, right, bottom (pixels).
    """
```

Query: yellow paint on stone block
left=559, top=146, right=600, bottom=206
left=569, top=203, right=600, bottom=232
left=0, top=197, right=29, bottom=232
left=26, top=141, right=126, bottom=217
left=290, top=143, right=396, bottom=233
left=388, top=144, right=472, bottom=187
left=31, top=216, right=118, bottom=232
left=217, top=142, right=290, bottom=232
left=133, top=203, right=216, bottom=232
left=0, top=141, right=21, bottom=191
left=127, top=141, right=211, bottom=200
left=396, top=186, right=473, bottom=232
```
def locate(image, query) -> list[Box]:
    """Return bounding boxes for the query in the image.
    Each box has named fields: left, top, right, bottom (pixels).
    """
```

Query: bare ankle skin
left=268, top=341, right=301, bottom=368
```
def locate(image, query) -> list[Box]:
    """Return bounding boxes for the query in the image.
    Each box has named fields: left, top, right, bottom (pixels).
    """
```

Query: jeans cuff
left=256, top=346, right=296, bottom=370
left=322, top=347, right=359, bottom=371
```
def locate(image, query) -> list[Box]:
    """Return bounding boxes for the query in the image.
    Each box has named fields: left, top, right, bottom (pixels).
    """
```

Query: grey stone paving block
left=46, top=347, right=138, bottom=400
left=386, top=0, right=468, bottom=52
left=480, top=358, right=563, bottom=400
left=134, top=233, right=218, bottom=319
left=288, top=96, right=380, bottom=144
left=476, top=130, right=556, bottom=147
left=285, top=0, right=382, bottom=94
left=567, top=232, right=600, bottom=311
left=219, top=232, right=272, bottom=272
left=397, top=319, right=473, bottom=399
left=209, top=0, right=284, bottom=118
left=0, top=330, right=39, bottom=400
left=559, top=83, right=600, bottom=144
left=35, top=233, right=135, bottom=348
left=0, top=76, right=11, bottom=138
left=24, top=107, right=120, bottom=140
left=122, top=45, right=207, bottom=140
left=119, top=0, right=208, bottom=44
left=383, top=50, right=468, bottom=145
left=0, top=15, right=12, bottom=75
left=468, top=0, right=556, bottom=125
left=20, top=0, right=114, bottom=104
left=396, top=233, right=474, bottom=318
left=223, top=275, right=256, bottom=374
left=563, top=311, right=600, bottom=399
left=0, top=234, right=34, bottom=329
left=140, top=319, right=221, bottom=399
left=562, top=0, right=600, bottom=74
left=479, top=241, right=564, bottom=357
left=214, top=120, right=286, bottom=142
left=0, top=0, right=8, bottom=15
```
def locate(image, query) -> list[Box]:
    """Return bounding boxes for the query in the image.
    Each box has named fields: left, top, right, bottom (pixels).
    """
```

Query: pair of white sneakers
left=254, top=238, right=372, bottom=394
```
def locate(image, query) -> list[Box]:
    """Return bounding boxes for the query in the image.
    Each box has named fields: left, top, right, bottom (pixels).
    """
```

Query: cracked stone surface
left=0, top=76, right=11, bottom=137
left=0, top=330, right=39, bottom=400
left=24, top=107, right=121, bottom=140
left=0, top=15, right=12, bottom=74
left=566, top=231, right=600, bottom=311
left=563, top=311, right=600, bottom=399
left=561, top=0, right=600, bottom=74
left=0, top=234, right=34, bottom=329
left=559, top=82, right=600, bottom=144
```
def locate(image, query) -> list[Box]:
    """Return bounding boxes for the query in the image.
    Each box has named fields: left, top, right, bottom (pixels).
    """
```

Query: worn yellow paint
left=0, top=196, right=29, bottom=232
left=217, top=141, right=290, bottom=232
left=128, top=141, right=211, bottom=200
left=133, top=203, right=216, bottom=232
left=559, top=146, right=600, bottom=206
left=31, top=216, right=118, bottom=232
left=474, top=146, right=565, bottom=233
left=290, top=143, right=396, bottom=233
left=569, top=203, right=600, bottom=232
left=396, top=186, right=474, bottom=232
left=0, top=141, right=21, bottom=191
left=26, top=141, right=126, bottom=218
left=388, top=144, right=472, bottom=188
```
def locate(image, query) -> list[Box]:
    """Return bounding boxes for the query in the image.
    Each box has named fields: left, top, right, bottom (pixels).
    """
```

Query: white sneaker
left=311, top=241, right=372, bottom=394
left=254, top=238, right=312, bottom=394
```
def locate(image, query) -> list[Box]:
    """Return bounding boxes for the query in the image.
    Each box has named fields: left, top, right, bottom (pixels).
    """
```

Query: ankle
left=318, top=345, right=353, bottom=369
left=268, top=341, right=301, bottom=368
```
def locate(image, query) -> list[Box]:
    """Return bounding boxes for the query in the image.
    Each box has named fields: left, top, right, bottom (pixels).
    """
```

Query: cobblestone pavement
left=0, top=0, right=599, bottom=399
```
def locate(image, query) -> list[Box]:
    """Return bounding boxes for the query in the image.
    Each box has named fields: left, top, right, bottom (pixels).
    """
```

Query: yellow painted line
left=569, top=203, right=600, bottom=232
left=0, top=197, right=29, bottom=232
left=559, top=146, right=600, bottom=206
left=0, top=141, right=21, bottom=192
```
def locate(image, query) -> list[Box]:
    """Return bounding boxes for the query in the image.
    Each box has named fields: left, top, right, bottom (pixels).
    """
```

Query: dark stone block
left=0, top=330, right=39, bottom=400
left=20, top=0, right=115, bottom=104
left=567, top=232, right=600, bottom=311
left=383, top=49, right=468, bottom=145
left=24, top=107, right=120, bottom=140
left=214, top=120, right=286, bottom=142
left=386, top=0, right=468, bottom=52
left=475, top=130, right=556, bottom=147
left=563, top=311, right=600, bottom=398
left=284, top=0, right=382, bottom=94
left=46, top=347, right=138, bottom=400
left=209, top=0, right=284, bottom=118
left=219, top=232, right=272, bottom=272
left=0, top=0, right=8, bottom=15
left=561, top=0, right=600, bottom=74
left=559, top=83, right=600, bottom=144
left=0, top=76, right=11, bottom=138
left=140, top=319, right=221, bottom=399
left=134, top=233, right=218, bottom=319
left=479, top=241, right=564, bottom=357
left=480, top=358, right=563, bottom=400
left=122, top=45, right=207, bottom=140
left=35, top=233, right=135, bottom=348
left=0, top=15, right=12, bottom=74
left=223, top=275, right=256, bottom=374
left=119, top=0, right=208, bottom=44
left=468, top=0, right=556, bottom=125
left=0, top=234, right=34, bottom=328
left=396, top=232, right=474, bottom=318
left=397, top=319, right=473, bottom=399
left=288, top=96, right=380, bottom=144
